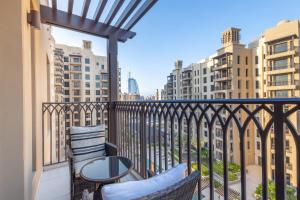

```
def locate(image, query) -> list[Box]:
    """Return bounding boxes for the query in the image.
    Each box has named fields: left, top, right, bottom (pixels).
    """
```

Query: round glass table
left=80, top=156, right=133, bottom=200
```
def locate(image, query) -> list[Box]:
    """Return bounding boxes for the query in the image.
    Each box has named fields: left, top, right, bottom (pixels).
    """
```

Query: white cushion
left=70, top=125, right=106, bottom=163
left=101, top=163, right=187, bottom=200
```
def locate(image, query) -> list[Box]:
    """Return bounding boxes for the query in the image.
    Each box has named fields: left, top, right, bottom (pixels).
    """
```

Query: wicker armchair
left=67, top=126, right=117, bottom=200
left=136, top=170, right=200, bottom=200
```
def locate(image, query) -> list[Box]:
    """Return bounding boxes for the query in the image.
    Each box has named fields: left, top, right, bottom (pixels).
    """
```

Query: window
left=245, top=69, right=248, bottom=77
left=95, top=75, right=100, bottom=80
left=246, top=80, right=249, bottom=89
left=73, top=57, right=81, bottom=63
left=73, top=81, right=80, bottom=88
left=247, top=141, right=250, bottom=149
left=286, top=174, right=291, bottom=185
left=245, top=56, right=248, bottom=65
left=238, top=80, right=241, bottom=89
left=256, top=81, right=259, bottom=89
left=64, top=74, right=69, bottom=79
left=203, top=86, right=207, bottom=92
left=85, top=97, right=90, bottom=102
left=64, top=65, right=69, bottom=70
left=273, top=74, right=288, bottom=86
left=203, top=77, right=207, bottom=83
left=96, top=82, right=100, bottom=88
left=73, top=74, right=81, bottom=80
left=255, top=68, right=259, bottom=76
left=64, top=82, right=69, bottom=87
left=64, top=57, right=69, bottom=62
left=64, top=98, right=70, bottom=102
left=85, top=74, right=90, bottom=80
left=258, top=156, right=262, bottom=166
left=64, top=90, right=69, bottom=95
left=85, top=58, right=90, bottom=64
left=85, top=66, right=90, bottom=72
left=274, top=90, right=288, bottom=98
left=274, top=59, right=288, bottom=70
left=237, top=55, right=240, bottom=64
left=274, top=42, right=288, bottom=54
left=85, top=82, right=90, bottom=88
left=101, top=64, right=105, bottom=70
left=85, top=90, right=90, bottom=95
left=255, top=56, right=259, bottom=64
left=256, top=93, right=259, bottom=98
left=257, top=141, right=260, bottom=150
left=237, top=68, right=240, bottom=76
left=210, top=75, right=214, bottom=82
left=96, top=90, right=100, bottom=95
left=203, top=68, right=207, bottom=74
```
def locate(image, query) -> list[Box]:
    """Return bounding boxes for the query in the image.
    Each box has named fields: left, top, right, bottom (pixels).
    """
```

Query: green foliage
left=192, top=160, right=240, bottom=181
left=214, top=180, right=222, bottom=189
left=213, top=161, right=240, bottom=181
left=254, top=181, right=296, bottom=200
left=191, top=163, right=209, bottom=176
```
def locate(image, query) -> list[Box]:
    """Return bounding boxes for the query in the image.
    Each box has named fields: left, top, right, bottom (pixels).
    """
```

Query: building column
left=107, top=36, right=118, bottom=145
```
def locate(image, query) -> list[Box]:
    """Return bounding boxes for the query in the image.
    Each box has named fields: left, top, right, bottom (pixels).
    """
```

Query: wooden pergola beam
left=81, top=0, right=91, bottom=19
left=68, top=0, right=74, bottom=14
left=104, top=0, right=125, bottom=25
left=115, top=0, right=141, bottom=28
left=52, top=0, right=57, bottom=10
left=93, top=0, right=108, bottom=22
left=124, top=0, right=158, bottom=30
left=40, top=5, right=136, bottom=42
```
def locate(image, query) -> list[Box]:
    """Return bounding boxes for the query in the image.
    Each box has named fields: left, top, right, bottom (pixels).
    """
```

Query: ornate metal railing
left=42, top=99, right=300, bottom=200
left=115, top=99, right=300, bottom=200
left=42, top=102, right=109, bottom=166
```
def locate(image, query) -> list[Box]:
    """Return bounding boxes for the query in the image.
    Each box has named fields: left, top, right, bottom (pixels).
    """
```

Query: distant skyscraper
left=128, top=72, right=140, bottom=95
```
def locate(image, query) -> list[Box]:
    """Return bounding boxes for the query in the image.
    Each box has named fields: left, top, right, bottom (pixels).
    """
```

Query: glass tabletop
left=80, top=156, right=133, bottom=183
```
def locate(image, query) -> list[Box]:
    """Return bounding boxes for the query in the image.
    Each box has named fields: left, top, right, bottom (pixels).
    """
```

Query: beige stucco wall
left=0, top=0, right=51, bottom=199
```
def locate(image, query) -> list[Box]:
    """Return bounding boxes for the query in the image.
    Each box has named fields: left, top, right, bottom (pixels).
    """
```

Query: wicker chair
left=136, top=170, right=200, bottom=200
left=67, top=126, right=117, bottom=200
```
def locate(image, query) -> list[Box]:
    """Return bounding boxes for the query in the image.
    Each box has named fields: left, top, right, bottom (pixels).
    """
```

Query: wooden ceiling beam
left=52, top=0, right=57, bottom=9
left=93, top=0, right=108, bottom=22
left=81, top=0, right=91, bottom=19
left=124, top=0, right=158, bottom=30
left=104, top=0, right=125, bottom=25
left=40, top=5, right=136, bottom=42
left=115, top=0, right=141, bottom=28
left=68, top=0, right=74, bottom=14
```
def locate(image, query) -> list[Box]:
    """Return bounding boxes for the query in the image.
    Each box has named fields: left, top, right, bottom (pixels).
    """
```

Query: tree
left=254, top=181, right=296, bottom=200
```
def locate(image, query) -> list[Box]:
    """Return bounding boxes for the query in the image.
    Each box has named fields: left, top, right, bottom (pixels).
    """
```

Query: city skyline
left=52, top=0, right=300, bottom=96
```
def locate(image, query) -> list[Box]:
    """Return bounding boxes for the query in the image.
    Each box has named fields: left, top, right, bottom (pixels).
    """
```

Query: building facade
left=161, top=19, right=300, bottom=187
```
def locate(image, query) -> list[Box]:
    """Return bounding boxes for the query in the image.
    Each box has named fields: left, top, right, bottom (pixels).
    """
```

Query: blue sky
left=52, top=0, right=300, bottom=96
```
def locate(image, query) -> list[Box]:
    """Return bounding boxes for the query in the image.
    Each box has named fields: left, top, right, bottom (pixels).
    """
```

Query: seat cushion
left=70, top=125, right=106, bottom=163
left=101, top=163, right=187, bottom=200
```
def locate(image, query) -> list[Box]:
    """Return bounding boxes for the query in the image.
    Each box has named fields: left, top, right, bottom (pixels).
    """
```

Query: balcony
left=214, top=73, right=233, bottom=82
left=266, top=64, right=299, bottom=75
left=38, top=99, right=300, bottom=200
left=214, top=85, right=232, bottom=92
left=212, top=62, right=233, bottom=71
left=267, top=80, right=299, bottom=90
left=266, top=46, right=298, bottom=59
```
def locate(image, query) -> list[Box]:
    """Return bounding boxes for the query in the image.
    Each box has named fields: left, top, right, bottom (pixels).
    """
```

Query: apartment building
left=260, top=20, right=299, bottom=186
left=54, top=40, right=110, bottom=135
left=161, top=20, right=300, bottom=186
left=213, top=28, right=256, bottom=164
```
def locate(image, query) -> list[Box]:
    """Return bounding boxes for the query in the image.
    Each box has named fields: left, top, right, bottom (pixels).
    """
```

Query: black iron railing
left=42, top=99, right=300, bottom=200
left=42, top=102, right=109, bottom=166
